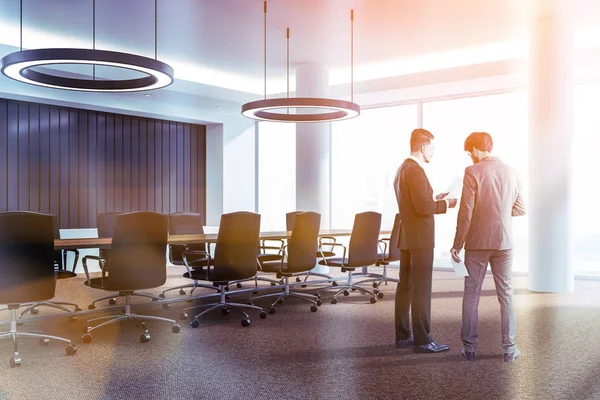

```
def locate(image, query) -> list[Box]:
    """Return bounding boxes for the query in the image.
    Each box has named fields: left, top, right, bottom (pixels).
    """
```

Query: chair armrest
left=82, top=255, right=106, bottom=287
left=319, top=242, right=347, bottom=263
left=377, top=239, right=388, bottom=258
left=259, top=239, right=285, bottom=255
left=182, top=250, right=211, bottom=276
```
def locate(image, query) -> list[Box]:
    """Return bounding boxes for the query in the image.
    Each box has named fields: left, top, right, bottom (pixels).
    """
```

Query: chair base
left=0, top=308, right=76, bottom=367
left=291, top=270, right=336, bottom=286
left=160, top=281, right=220, bottom=299
left=87, top=291, right=163, bottom=310
left=232, top=274, right=283, bottom=290
left=355, top=264, right=400, bottom=288
left=250, top=276, right=321, bottom=313
left=82, top=295, right=180, bottom=343
left=318, top=270, right=382, bottom=304
left=183, top=285, right=267, bottom=327
left=19, top=300, right=81, bottom=319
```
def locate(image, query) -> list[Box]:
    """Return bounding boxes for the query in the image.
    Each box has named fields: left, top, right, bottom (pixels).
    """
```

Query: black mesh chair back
left=97, top=212, right=120, bottom=259
left=286, top=212, right=320, bottom=273
left=348, top=212, right=382, bottom=267
left=211, top=212, right=260, bottom=282
left=0, top=212, right=56, bottom=305
left=387, top=213, right=401, bottom=262
left=285, top=211, right=304, bottom=232
left=168, top=213, right=205, bottom=265
left=107, top=212, right=168, bottom=291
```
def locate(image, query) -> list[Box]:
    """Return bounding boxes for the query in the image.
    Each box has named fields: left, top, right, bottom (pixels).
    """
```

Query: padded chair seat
left=259, top=261, right=283, bottom=273
left=257, top=253, right=283, bottom=263
left=84, top=277, right=139, bottom=292
left=318, top=257, right=354, bottom=269
left=183, top=268, right=210, bottom=280
left=316, top=250, right=336, bottom=258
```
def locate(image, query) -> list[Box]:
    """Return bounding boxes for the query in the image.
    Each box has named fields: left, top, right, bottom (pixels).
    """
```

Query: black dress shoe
left=414, top=341, right=450, bottom=353
left=395, top=336, right=414, bottom=348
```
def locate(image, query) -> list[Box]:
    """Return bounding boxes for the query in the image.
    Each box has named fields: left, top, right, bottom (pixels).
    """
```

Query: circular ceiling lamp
left=241, top=2, right=360, bottom=123
left=0, top=0, right=174, bottom=92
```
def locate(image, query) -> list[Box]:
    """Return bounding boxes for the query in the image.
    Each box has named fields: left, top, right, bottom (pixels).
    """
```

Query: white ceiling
left=0, top=0, right=599, bottom=122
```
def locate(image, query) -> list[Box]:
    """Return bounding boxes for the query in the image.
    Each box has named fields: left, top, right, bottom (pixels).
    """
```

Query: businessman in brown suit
left=394, top=128, right=457, bottom=353
left=451, top=132, right=525, bottom=363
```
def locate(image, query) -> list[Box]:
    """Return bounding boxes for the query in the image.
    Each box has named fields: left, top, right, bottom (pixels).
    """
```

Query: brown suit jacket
left=453, top=156, right=526, bottom=251
left=394, top=158, right=447, bottom=250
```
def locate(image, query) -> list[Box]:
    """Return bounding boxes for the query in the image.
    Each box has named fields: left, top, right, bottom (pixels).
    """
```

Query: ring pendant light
left=241, top=2, right=360, bottom=123
left=0, top=0, right=174, bottom=92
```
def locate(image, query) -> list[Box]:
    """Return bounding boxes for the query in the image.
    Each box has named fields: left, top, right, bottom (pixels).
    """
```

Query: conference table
left=53, top=229, right=392, bottom=250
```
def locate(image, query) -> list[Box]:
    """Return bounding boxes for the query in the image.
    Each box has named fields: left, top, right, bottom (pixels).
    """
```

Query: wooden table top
left=53, top=229, right=391, bottom=250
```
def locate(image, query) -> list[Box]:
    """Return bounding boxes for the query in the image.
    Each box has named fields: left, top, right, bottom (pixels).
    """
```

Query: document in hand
left=451, top=257, right=469, bottom=277
left=447, top=176, right=463, bottom=199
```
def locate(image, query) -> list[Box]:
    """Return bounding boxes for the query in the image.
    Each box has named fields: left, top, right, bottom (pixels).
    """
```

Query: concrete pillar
left=528, top=0, right=574, bottom=292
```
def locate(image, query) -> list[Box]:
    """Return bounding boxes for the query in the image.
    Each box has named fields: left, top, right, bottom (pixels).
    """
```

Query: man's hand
left=447, top=198, right=458, bottom=208
left=435, top=192, right=449, bottom=200
left=450, top=248, right=461, bottom=263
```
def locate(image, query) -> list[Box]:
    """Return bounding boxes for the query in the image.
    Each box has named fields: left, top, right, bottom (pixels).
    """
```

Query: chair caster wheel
left=377, top=292, right=384, bottom=299
left=31, top=307, right=39, bottom=315
left=316, top=299, right=322, bottom=306
left=225, top=295, right=231, bottom=300
left=247, top=302, right=254, bottom=306
left=259, top=311, right=267, bottom=319
left=179, top=313, right=188, bottom=320
left=301, top=285, right=307, bottom=288
left=351, top=288, right=357, bottom=292
left=373, top=282, right=378, bottom=289
left=310, top=305, right=318, bottom=312
left=332, top=281, right=338, bottom=286
left=277, top=299, right=284, bottom=305
left=270, top=282, right=277, bottom=286
left=296, top=277, right=302, bottom=282
left=241, top=319, right=251, bottom=327
left=172, top=324, right=181, bottom=333
left=179, top=288, right=186, bottom=295
left=373, top=289, right=379, bottom=294
left=370, top=297, right=377, bottom=304
left=162, top=304, right=171, bottom=309
left=221, top=308, right=230, bottom=316
left=236, top=283, right=243, bottom=289
left=343, top=290, right=350, bottom=296
left=75, top=307, right=82, bottom=312
left=140, top=333, right=151, bottom=343
left=88, top=304, right=96, bottom=310
left=9, top=357, right=21, bottom=368
left=159, top=293, right=166, bottom=299
left=330, top=298, right=338, bottom=305
left=267, top=307, right=276, bottom=315
left=82, top=334, right=93, bottom=343
left=108, top=298, right=117, bottom=305
left=83, top=326, right=90, bottom=334
left=65, top=344, right=77, bottom=356
left=39, top=338, right=50, bottom=346
left=190, top=319, right=200, bottom=328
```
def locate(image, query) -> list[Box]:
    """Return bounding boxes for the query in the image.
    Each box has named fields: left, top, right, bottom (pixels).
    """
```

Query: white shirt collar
left=407, top=155, right=424, bottom=169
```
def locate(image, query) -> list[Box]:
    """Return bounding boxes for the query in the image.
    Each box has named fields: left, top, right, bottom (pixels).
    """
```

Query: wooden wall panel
left=0, top=98, right=207, bottom=228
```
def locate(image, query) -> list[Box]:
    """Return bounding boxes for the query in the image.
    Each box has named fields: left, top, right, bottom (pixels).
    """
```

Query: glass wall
left=257, top=122, right=296, bottom=231
left=331, top=105, right=419, bottom=230
left=423, top=92, right=530, bottom=271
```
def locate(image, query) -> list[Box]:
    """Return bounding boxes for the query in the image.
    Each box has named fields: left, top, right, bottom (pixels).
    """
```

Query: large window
left=257, top=122, right=296, bottom=231
left=423, top=92, right=530, bottom=271
left=331, top=105, right=419, bottom=230
left=573, top=83, right=600, bottom=275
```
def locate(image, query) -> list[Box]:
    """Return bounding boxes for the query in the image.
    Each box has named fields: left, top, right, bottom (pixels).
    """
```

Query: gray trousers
left=462, top=249, right=516, bottom=353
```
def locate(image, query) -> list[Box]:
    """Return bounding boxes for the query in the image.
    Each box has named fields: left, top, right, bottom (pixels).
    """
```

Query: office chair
left=81, top=212, right=180, bottom=343
left=317, top=212, right=383, bottom=304
left=250, top=212, right=322, bottom=313
left=182, top=212, right=267, bottom=327
left=0, top=212, right=77, bottom=367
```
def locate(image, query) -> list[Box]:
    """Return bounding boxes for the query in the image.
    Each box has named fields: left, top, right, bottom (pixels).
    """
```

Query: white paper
left=451, top=257, right=469, bottom=277
left=447, top=176, right=463, bottom=199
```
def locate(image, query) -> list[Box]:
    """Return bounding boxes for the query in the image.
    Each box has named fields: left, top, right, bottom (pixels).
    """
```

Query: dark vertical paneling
left=138, top=119, right=147, bottom=212
left=0, top=100, right=7, bottom=211
left=190, top=125, right=198, bottom=214
left=38, top=104, right=50, bottom=214
left=131, top=117, right=139, bottom=211
left=88, top=111, right=97, bottom=227
left=7, top=101, right=19, bottom=211
left=0, top=98, right=206, bottom=227
left=49, top=106, right=60, bottom=219
left=29, top=104, right=40, bottom=211
left=162, top=121, right=170, bottom=214
left=78, top=111, right=88, bottom=227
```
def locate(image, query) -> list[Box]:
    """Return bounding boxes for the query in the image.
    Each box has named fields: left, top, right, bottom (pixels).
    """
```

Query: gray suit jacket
left=453, top=156, right=525, bottom=251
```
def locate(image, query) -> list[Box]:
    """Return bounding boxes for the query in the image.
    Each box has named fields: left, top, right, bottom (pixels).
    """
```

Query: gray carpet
left=1, top=267, right=599, bottom=400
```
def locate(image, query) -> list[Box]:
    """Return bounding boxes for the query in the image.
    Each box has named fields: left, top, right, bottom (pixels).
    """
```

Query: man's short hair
left=410, top=128, right=434, bottom=153
left=464, top=132, right=493, bottom=152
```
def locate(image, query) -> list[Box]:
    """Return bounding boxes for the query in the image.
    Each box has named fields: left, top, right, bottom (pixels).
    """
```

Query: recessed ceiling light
left=144, top=94, right=151, bottom=97
left=215, top=106, right=222, bottom=109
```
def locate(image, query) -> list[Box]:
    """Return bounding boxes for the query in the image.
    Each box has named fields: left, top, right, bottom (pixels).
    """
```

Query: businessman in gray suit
left=450, top=132, right=525, bottom=363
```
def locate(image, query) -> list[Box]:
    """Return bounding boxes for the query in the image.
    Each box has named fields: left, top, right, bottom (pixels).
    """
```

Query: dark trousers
left=395, top=248, right=434, bottom=345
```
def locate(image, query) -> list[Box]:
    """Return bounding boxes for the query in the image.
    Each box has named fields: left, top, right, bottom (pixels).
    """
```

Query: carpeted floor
left=1, top=266, right=600, bottom=400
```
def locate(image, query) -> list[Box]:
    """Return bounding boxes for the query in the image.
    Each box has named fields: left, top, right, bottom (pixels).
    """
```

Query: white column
left=296, top=63, right=331, bottom=273
left=295, top=63, right=331, bottom=228
left=528, top=0, right=574, bottom=292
